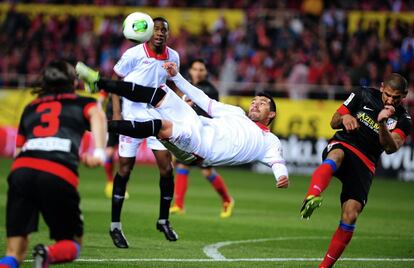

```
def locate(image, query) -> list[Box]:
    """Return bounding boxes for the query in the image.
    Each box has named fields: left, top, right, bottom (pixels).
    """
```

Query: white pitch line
left=203, top=236, right=327, bottom=259
left=24, top=257, right=414, bottom=263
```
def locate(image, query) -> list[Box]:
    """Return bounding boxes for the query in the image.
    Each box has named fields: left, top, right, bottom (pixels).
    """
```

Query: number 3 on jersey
left=33, top=101, right=62, bottom=137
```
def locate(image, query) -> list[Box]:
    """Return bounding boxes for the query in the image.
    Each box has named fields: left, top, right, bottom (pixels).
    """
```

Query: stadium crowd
left=0, top=0, right=413, bottom=99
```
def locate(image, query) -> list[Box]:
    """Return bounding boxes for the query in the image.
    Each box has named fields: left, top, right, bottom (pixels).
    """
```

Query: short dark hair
left=190, top=58, right=207, bottom=68
left=256, top=91, right=276, bottom=125
left=256, top=91, right=276, bottom=112
left=384, top=73, right=408, bottom=94
left=153, top=17, right=169, bottom=29
left=33, top=60, right=76, bottom=95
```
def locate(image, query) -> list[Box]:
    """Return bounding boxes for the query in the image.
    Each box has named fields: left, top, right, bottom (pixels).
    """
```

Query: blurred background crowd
left=1, top=0, right=414, bottom=100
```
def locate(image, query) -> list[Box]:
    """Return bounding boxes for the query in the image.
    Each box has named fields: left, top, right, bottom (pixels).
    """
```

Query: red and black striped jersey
left=333, top=87, right=412, bottom=165
left=14, top=93, right=97, bottom=184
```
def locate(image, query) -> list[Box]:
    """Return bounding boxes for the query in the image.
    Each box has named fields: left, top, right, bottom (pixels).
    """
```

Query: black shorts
left=6, top=168, right=83, bottom=240
left=323, top=143, right=373, bottom=207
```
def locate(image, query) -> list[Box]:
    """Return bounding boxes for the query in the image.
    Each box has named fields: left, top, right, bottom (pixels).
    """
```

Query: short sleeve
left=340, top=89, right=363, bottom=115
left=113, top=51, right=137, bottom=78
left=393, top=112, right=412, bottom=142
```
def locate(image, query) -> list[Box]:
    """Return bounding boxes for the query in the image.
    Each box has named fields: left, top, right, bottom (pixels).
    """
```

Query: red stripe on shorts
left=12, top=157, right=79, bottom=188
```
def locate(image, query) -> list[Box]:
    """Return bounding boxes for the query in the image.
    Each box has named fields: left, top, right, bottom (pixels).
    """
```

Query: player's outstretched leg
left=76, top=62, right=166, bottom=106
left=156, top=220, right=178, bottom=241
left=75, top=62, right=100, bottom=93
left=300, top=195, right=323, bottom=219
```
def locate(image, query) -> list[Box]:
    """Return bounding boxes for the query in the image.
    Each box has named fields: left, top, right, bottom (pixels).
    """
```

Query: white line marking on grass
left=24, top=257, right=414, bottom=263
left=203, top=236, right=326, bottom=259
left=202, top=236, right=414, bottom=262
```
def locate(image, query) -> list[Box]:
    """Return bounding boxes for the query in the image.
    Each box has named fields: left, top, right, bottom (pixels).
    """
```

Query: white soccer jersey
left=113, top=42, right=180, bottom=156
left=155, top=74, right=288, bottom=181
left=113, top=42, right=180, bottom=121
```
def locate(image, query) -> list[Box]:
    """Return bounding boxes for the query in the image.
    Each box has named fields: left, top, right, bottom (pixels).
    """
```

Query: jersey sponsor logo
left=363, top=105, right=374, bottom=111
left=357, top=112, right=379, bottom=133
left=343, top=93, right=355, bottom=106
left=22, top=137, right=71, bottom=152
left=385, top=118, right=397, bottom=130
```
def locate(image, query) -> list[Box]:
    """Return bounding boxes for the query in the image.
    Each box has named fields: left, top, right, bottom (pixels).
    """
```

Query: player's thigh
left=335, top=150, right=373, bottom=208
left=118, top=135, right=140, bottom=173
left=6, top=169, right=40, bottom=237
left=39, top=173, right=83, bottom=240
left=118, top=135, right=142, bottom=158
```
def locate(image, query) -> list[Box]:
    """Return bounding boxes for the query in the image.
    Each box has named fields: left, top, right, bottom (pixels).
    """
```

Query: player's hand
left=162, top=62, right=178, bottom=77
left=342, top=114, right=359, bottom=132
left=377, top=105, right=395, bottom=123
left=276, top=176, right=289, bottom=189
left=81, top=154, right=104, bottom=167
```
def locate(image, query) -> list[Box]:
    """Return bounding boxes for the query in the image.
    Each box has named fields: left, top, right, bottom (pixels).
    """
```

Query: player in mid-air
left=170, top=59, right=234, bottom=218
left=0, top=60, right=107, bottom=268
left=300, top=73, right=411, bottom=267
left=76, top=61, right=290, bottom=189
left=108, top=16, right=180, bottom=248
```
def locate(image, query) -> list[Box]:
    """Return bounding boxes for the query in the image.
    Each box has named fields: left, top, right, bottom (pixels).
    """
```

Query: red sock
left=306, top=161, right=336, bottom=197
left=174, top=168, right=189, bottom=208
left=47, top=240, right=80, bottom=264
left=319, top=223, right=354, bottom=268
left=104, top=159, right=114, bottom=182
left=208, top=174, right=231, bottom=203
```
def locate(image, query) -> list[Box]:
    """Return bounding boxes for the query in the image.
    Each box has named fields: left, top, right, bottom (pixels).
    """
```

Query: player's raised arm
left=163, top=62, right=216, bottom=116
left=378, top=105, right=404, bottom=154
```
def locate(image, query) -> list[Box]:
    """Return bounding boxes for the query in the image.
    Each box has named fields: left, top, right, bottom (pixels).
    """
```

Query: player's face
left=189, top=62, right=208, bottom=84
left=248, top=96, right=275, bottom=124
left=380, top=84, right=406, bottom=107
left=150, top=20, right=169, bottom=48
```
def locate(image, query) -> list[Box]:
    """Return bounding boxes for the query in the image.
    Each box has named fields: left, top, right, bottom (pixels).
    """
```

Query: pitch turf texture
left=0, top=158, right=413, bottom=268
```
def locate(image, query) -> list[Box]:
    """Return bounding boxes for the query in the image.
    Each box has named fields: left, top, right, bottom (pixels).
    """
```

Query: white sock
left=157, top=219, right=167, bottom=224
left=111, top=222, right=122, bottom=231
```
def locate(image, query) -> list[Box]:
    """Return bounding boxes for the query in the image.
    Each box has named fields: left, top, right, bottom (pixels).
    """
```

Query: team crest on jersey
left=343, top=93, right=355, bottom=106
left=385, top=118, right=397, bottom=130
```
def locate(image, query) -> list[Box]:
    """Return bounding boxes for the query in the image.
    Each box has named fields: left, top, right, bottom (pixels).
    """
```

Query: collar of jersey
left=255, top=122, right=270, bottom=132
left=144, top=42, right=169, bottom=60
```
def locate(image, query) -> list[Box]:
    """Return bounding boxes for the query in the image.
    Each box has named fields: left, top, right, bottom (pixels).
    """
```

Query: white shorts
left=118, top=135, right=166, bottom=158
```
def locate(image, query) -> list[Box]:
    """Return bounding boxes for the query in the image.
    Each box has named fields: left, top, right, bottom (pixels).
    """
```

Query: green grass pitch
left=0, top=157, right=413, bottom=267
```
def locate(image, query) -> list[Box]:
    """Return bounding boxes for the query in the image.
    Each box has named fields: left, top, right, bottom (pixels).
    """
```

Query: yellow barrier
left=0, top=3, right=244, bottom=35
left=348, top=11, right=414, bottom=39
left=223, top=96, right=341, bottom=139
left=0, top=89, right=97, bottom=127
left=0, top=90, right=340, bottom=139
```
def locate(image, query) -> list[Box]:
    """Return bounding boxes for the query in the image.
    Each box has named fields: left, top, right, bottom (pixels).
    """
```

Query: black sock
left=108, top=120, right=162, bottom=139
left=97, top=79, right=165, bottom=106
left=111, top=172, right=130, bottom=222
left=159, top=174, right=174, bottom=220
